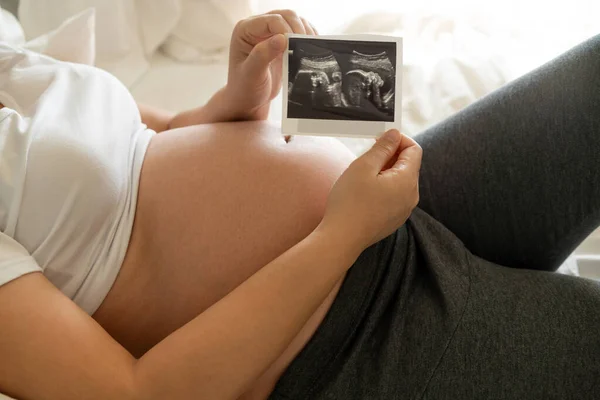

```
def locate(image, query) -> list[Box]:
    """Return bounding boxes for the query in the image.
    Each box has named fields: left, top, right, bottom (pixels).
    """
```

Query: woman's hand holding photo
left=319, top=129, right=422, bottom=251
left=169, top=10, right=317, bottom=128
left=225, top=10, right=318, bottom=121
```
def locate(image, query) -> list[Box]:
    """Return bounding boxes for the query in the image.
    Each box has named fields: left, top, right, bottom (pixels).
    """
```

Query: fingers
left=267, top=10, right=318, bottom=36
left=236, top=11, right=318, bottom=48
left=360, top=129, right=403, bottom=174
left=237, top=14, right=293, bottom=42
left=300, top=17, right=318, bottom=35
left=391, top=134, right=423, bottom=175
left=267, top=9, right=306, bottom=35
left=364, top=130, right=423, bottom=177
left=244, top=34, right=287, bottom=77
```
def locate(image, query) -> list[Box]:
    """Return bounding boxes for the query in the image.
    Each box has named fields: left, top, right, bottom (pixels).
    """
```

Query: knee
left=564, top=34, right=600, bottom=78
left=586, top=33, right=600, bottom=53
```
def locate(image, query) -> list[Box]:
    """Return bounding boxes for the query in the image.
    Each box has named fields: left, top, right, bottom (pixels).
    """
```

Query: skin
left=93, top=122, right=356, bottom=398
left=0, top=10, right=422, bottom=400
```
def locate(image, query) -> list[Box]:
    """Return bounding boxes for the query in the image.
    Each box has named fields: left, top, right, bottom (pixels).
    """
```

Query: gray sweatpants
left=269, top=35, right=600, bottom=399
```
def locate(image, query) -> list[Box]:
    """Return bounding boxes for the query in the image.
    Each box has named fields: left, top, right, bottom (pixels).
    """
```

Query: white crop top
left=0, top=43, right=155, bottom=314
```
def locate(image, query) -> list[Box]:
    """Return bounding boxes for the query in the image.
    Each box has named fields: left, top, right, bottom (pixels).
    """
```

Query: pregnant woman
left=1, top=9, right=599, bottom=400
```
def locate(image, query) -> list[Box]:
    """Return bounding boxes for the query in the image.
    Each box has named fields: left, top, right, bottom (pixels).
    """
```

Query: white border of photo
left=282, top=33, right=403, bottom=139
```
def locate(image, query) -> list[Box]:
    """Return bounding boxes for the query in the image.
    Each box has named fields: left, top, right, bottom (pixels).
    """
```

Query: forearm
left=0, top=227, right=359, bottom=400
left=138, top=88, right=234, bottom=133
left=134, top=226, right=361, bottom=400
left=169, top=84, right=269, bottom=129
left=168, top=87, right=232, bottom=129
left=140, top=85, right=263, bottom=133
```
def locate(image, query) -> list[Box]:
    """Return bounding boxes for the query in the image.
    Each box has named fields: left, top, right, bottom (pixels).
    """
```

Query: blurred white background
left=256, top=0, right=599, bottom=74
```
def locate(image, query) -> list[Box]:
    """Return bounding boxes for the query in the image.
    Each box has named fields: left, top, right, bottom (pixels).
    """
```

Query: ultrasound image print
left=290, top=47, right=345, bottom=108
left=348, top=51, right=395, bottom=111
left=288, top=37, right=397, bottom=122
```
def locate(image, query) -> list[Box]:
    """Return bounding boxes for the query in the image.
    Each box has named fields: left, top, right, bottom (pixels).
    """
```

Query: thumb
left=359, top=129, right=402, bottom=173
left=243, top=34, right=286, bottom=78
left=392, top=134, right=423, bottom=173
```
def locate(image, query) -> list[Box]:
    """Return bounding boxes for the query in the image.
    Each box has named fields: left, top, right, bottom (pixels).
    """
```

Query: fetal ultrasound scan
left=282, top=34, right=402, bottom=138
left=287, top=37, right=397, bottom=122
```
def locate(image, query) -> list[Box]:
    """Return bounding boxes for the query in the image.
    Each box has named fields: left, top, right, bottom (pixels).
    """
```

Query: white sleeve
left=0, top=232, right=42, bottom=287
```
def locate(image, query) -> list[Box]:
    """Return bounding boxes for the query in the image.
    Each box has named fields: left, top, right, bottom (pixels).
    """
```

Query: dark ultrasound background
left=287, top=37, right=397, bottom=122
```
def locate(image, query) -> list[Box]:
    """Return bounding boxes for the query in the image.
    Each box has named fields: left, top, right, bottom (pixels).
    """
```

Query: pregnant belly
left=92, top=120, right=356, bottom=397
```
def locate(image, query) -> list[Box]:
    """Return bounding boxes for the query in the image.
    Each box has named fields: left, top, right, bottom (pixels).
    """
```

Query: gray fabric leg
left=270, top=36, right=600, bottom=400
left=415, top=34, right=600, bottom=271
left=423, top=256, right=600, bottom=400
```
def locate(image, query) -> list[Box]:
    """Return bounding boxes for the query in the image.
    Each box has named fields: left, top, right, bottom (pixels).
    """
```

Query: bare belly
left=92, top=120, right=356, bottom=398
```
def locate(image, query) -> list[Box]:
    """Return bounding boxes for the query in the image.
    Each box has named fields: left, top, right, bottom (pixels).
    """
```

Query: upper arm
left=0, top=273, right=137, bottom=400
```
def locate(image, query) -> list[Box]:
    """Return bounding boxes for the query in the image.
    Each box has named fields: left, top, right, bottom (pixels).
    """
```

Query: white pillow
left=0, top=6, right=96, bottom=66
left=23, top=8, right=96, bottom=66
left=18, top=0, right=146, bottom=86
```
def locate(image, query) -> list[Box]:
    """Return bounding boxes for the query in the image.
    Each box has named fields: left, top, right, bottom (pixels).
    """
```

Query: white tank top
left=0, top=44, right=155, bottom=314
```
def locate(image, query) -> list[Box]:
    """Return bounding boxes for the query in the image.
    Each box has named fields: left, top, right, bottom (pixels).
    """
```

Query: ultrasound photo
left=287, top=37, right=397, bottom=122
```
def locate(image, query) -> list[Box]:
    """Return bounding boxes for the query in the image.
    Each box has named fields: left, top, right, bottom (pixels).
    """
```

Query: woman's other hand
left=168, top=10, right=316, bottom=128
left=225, top=10, right=318, bottom=121
left=320, top=129, right=422, bottom=250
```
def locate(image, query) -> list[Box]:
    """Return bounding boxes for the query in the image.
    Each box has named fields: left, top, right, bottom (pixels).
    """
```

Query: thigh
left=414, top=35, right=600, bottom=271
left=425, top=260, right=600, bottom=399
